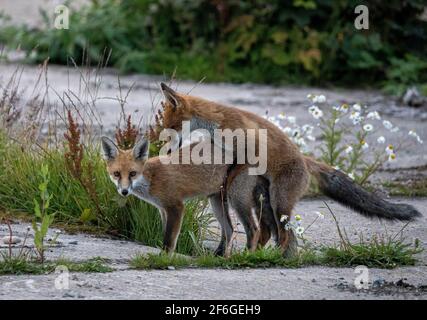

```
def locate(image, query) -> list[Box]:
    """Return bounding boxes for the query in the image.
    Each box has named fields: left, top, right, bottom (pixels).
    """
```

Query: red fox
left=101, top=136, right=279, bottom=255
left=157, top=83, right=422, bottom=254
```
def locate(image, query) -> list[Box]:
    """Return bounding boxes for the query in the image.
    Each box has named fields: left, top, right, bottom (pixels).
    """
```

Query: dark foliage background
left=1, top=0, right=426, bottom=91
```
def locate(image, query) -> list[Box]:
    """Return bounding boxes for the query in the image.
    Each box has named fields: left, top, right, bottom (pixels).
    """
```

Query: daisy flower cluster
left=280, top=211, right=325, bottom=240
left=280, top=214, right=305, bottom=237
left=264, top=112, right=315, bottom=152
left=265, top=93, right=424, bottom=185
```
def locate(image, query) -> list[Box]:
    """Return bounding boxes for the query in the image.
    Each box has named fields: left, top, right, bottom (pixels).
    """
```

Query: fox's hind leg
left=230, top=202, right=260, bottom=252
left=209, top=193, right=235, bottom=257
left=269, top=161, right=309, bottom=257
left=253, top=176, right=277, bottom=247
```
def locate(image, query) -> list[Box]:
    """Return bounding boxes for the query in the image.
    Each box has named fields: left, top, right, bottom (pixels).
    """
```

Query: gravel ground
left=1, top=198, right=426, bottom=300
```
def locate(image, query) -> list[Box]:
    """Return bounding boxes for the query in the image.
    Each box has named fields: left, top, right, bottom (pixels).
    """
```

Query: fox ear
left=101, top=136, right=119, bottom=161
left=133, top=138, right=149, bottom=161
left=160, top=82, right=184, bottom=110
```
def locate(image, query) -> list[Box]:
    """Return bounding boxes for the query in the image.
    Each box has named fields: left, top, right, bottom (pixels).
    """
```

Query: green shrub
left=1, top=0, right=426, bottom=88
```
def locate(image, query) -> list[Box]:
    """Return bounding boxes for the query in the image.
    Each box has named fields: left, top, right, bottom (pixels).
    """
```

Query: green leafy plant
left=32, top=164, right=55, bottom=263
left=269, top=94, right=424, bottom=186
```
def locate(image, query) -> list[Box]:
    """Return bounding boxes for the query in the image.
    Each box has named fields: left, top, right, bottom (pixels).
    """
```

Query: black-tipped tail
left=319, top=170, right=421, bottom=221
left=304, top=157, right=422, bottom=221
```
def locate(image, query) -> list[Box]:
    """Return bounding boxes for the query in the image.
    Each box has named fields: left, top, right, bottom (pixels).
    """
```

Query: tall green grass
left=0, top=132, right=208, bottom=255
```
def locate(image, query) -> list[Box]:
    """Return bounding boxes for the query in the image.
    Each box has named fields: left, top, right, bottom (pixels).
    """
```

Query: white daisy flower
left=408, top=130, right=423, bottom=143
left=367, top=111, right=381, bottom=120
left=295, top=226, right=305, bottom=236
left=339, top=104, right=349, bottom=113
left=388, top=153, right=397, bottom=163
left=307, top=94, right=315, bottom=101
left=353, top=104, right=362, bottom=111
left=348, top=172, right=355, bottom=180
left=377, top=136, right=386, bottom=144
left=309, top=105, right=317, bottom=112
left=349, top=111, right=361, bottom=120
left=280, top=215, right=288, bottom=223
left=287, top=116, right=296, bottom=124
left=391, top=127, right=400, bottom=133
left=363, top=124, right=373, bottom=132
left=315, top=211, right=325, bottom=219
left=307, top=135, right=316, bottom=141
left=284, top=223, right=291, bottom=230
left=292, top=128, right=301, bottom=137
left=295, top=137, right=306, bottom=146
left=361, top=140, right=369, bottom=150
left=353, top=117, right=362, bottom=125
left=278, top=113, right=286, bottom=120
left=345, top=145, right=353, bottom=154
left=311, top=108, right=323, bottom=119
left=383, top=120, right=393, bottom=130
left=283, top=127, right=292, bottom=134
left=314, top=95, right=326, bottom=103
left=385, top=144, right=394, bottom=155
left=302, top=124, right=314, bottom=134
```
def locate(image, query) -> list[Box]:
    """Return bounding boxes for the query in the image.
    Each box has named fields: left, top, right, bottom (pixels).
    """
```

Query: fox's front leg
left=162, top=203, right=185, bottom=253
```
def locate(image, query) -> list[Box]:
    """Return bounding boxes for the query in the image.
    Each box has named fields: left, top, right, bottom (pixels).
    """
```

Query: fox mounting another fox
left=155, top=83, right=421, bottom=254
left=102, top=83, right=421, bottom=257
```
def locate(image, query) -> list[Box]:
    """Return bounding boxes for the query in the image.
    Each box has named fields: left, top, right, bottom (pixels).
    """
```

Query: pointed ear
left=160, top=82, right=184, bottom=110
left=101, top=136, right=119, bottom=161
left=133, top=138, right=149, bottom=161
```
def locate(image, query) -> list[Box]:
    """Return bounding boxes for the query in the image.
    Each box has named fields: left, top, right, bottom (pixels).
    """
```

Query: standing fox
left=101, top=136, right=278, bottom=255
left=157, top=83, right=422, bottom=254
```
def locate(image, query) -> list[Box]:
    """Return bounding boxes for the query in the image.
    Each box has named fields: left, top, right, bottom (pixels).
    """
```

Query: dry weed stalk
left=115, top=115, right=139, bottom=149
left=64, top=110, right=103, bottom=222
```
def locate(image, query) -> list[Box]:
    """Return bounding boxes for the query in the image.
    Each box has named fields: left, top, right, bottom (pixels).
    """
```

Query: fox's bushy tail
left=304, top=157, right=422, bottom=221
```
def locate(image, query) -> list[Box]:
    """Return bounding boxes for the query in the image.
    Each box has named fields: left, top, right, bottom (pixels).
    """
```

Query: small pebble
left=62, top=292, right=75, bottom=298
left=68, top=241, right=78, bottom=245
left=167, top=266, right=176, bottom=271
left=2, top=235, right=22, bottom=245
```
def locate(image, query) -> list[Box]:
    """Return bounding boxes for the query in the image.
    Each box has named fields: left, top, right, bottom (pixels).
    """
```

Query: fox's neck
left=129, top=171, right=161, bottom=208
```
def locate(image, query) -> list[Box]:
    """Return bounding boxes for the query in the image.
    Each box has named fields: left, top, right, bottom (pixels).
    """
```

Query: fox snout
left=121, top=188, right=129, bottom=196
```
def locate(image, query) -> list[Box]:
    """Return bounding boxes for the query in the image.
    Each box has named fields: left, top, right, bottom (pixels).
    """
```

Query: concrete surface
left=1, top=198, right=426, bottom=300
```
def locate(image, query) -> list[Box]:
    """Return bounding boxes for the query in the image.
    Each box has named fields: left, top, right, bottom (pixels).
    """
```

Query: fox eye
left=113, top=171, right=120, bottom=178
left=129, top=171, right=137, bottom=177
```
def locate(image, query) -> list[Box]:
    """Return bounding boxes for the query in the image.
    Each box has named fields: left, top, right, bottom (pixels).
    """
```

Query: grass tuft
left=0, top=257, right=113, bottom=275
left=383, top=179, right=427, bottom=197
left=321, top=236, right=422, bottom=269
left=130, top=235, right=421, bottom=270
